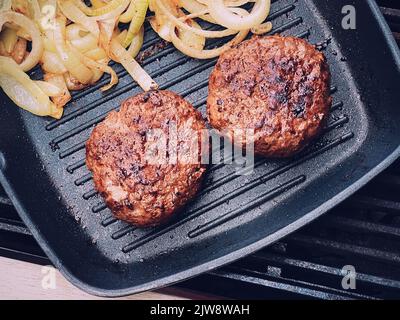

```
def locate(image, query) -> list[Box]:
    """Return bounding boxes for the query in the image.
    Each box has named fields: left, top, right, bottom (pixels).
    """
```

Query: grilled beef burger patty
left=86, top=90, right=207, bottom=227
left=207, top=35, right=332, bottom=158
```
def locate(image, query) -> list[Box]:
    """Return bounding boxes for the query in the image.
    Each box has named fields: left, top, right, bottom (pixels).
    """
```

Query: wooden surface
left=0, top=256, right=210, bottom=300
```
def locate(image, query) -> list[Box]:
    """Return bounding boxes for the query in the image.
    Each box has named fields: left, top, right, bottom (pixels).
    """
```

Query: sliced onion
left=29, top=0, right=41, bottom=22
left=92, top=0, right=130, bottom=21
left=0, top=40, right=10, bottom=56
left=35, top=80, right=63, bottom=97
left=0, top=56, right=61, bottom=118
left=98, top=18, right=118, bottom=56
left=197, top=0, right=257, bottom=5
left=1, top=0, right=152, bottom=120
left=251, top=21, right=272, bottom=35
left=58, top=0, right=99, bottom=37
left=0, top=0, right=12, bottom=12
left=119, top=0, right=136, bottom=23
left=89, top=67, right=104, bottom=83
left=0, top=11, right=44, bottom=71
left=176, top=18, right=206, bottom=51
left=68, top=43, right=118, bottom=91
left=66, top=24, right=88, bottom=40
left=53, top=17, right=93, bottom=84
left=151, top=3, right=213, bottom=46
left=42, top=29, right=57, bottom=53
left=11, top=0, right=40, bottom=19
left=207, top=0, right=270, bottom=31
left=149, top=16, right=173, bottom=42
left=127, top=25, right=144, bottom=58
left=71, top=0, right=130, bottom=21
left=10, top=37, right=27, bottom=64
left=73, top=0, right=128, bottom=17
left=43, top=73, right=71, bottom=110
left=115, top=29, right=128, bottom=46
left=90, top=0, right=110, bottom=9
left=70, top=33, right=98, bottom=53
left=84, top=47, right=107, bottom=60
left=122, top=0, right=148, bottom=48
left=154, top=0, right=238, bottom=38
left=38, top=0, right=57, bottom=32
left=110, top=38, right=157, bottom=91
left=0, top=27, right=17, bottom=53
left=63, top=73, right=88, bottom=91
left=178, top=0, right=215, bottom=23
left=170, top=25, right=249, bottom=59
left=16, top=27, right=31, bottom=41
left=40, top=51, right=67, bottom=74
left=153, top=1, right=273, bottom=59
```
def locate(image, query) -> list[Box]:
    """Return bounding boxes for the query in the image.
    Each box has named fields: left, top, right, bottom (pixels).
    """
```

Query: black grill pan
left=1, top=0, right=400, bottom=296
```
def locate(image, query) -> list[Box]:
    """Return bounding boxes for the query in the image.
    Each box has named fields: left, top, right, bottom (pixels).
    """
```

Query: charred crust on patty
left=207, top=35, right=332, bottom=158
left=86, top=90, right=207, bottom=227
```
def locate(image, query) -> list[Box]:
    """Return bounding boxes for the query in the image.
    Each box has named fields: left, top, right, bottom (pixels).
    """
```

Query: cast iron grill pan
left=1, top=0, right=400, bottom=296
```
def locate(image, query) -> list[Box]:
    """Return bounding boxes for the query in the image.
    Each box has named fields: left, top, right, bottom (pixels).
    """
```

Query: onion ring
left=0, top=11, right=44, bottom=71
left=206, top=0, right=271, bottom=31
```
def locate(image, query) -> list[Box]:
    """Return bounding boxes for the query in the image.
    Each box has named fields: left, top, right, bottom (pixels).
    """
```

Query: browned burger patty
left=86, top=90, right=207, bottom=227
left=207, top=35, right=332, bottom=158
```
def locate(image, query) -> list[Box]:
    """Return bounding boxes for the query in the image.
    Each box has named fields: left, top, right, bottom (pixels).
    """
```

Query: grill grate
left=0, top=0, right=400, bottom=299
left=40, top=0, right=358, bottom=260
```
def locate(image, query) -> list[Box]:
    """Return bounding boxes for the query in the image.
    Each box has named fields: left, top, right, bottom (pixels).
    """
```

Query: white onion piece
left=93, top=0, right=130, bottom=21
left=0, top=56, right=61, bottom=118
left=53, top=17, right=93, bottom=84
left=178, top=0, right=216, bottom=23
left=63, top=73, right=88, bottom=91
left=41, top=51, right=67, bottom=74
left=98, top=18, right=118, bottom=57
left=44, top=73, right=72, bottom=109
left=30, top=0, right=41, bottom=21
left=34, top=80, right=63, bottom=97
left=70, top=33, right=98, bottom=53
left=149, top=16, right=174, bottom=41
left=58, top=0, right=100, bottom=37
left=111, top=39, right=157, bottom=91
left=68, top=43, right=118, bottom=91
left=11, top=38, right=27, bottom=64
left=0, top=0, right=12, bottom=11
left=251, top=21, right=272, bottom=34
left=84, top=47, right=108, bottom=60
left=66, top=24, right=88, bottom=40
left=127, top=26, right=144, bottom=58
left=73, top=0, right=129, bottom=18
left=154, top=0, right=238, bottom=38
left=207, top=0, right=270, bottom=31
left=170, top=26, right=249, bottom=59
left=0, top=11, right=44, bottom=71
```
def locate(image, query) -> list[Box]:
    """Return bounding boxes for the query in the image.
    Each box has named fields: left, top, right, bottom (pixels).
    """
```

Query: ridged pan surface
left=1, top=0, right=400, bottom=296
